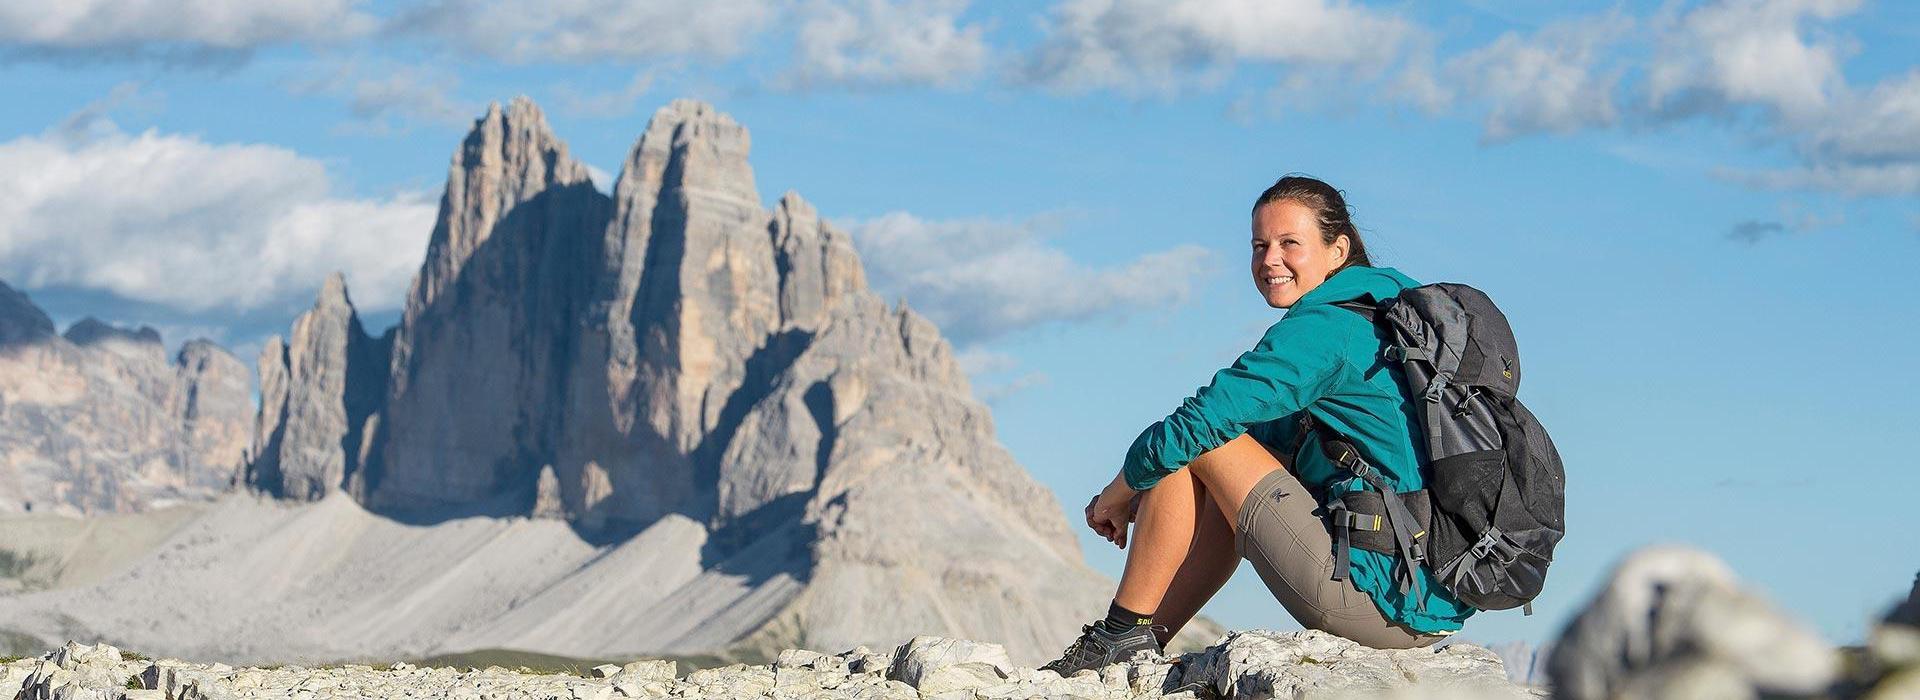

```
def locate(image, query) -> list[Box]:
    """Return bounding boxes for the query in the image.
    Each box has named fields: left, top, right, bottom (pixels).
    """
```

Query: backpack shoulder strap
left=1331, top=299, right=1379, bottom=322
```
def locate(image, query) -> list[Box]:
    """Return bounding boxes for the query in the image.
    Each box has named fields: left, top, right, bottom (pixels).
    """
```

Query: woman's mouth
left=1265, top=275, right=1294, bottom=287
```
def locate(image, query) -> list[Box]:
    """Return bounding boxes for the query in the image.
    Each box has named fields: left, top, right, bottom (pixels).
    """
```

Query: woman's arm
left=1121, top=311, right=1348, bottom=491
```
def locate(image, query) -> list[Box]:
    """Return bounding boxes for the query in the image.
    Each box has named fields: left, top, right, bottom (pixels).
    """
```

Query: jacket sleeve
left=1122, top=311, right=1348, bottom=490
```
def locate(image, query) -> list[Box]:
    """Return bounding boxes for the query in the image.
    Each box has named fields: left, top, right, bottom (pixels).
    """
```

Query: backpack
left=1303, top=283, right=1565, bottom=614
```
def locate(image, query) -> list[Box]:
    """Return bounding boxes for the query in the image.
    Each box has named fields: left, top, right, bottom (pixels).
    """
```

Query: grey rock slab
left=1177, top=630, right=1530, bottom=700
left=886, top=636, right=1014, bottom=694
left=1547, top=545, right=1838, bottom=700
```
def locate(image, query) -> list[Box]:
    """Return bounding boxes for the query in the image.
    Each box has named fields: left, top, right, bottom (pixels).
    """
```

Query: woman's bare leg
left=1112, top=467, right=1201, bottom=616
left=1183, top=433, right=1286, bottom=535
left=1112, top=467, right=1242, bottom=646
left=1149, top=484, right=1238, bottom=646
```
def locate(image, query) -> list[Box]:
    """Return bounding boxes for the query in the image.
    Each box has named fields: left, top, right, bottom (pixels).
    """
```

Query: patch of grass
left=121, top=650, right=150, bottom=662
left=125, top=675, right=142, bottom=690
left=0, top=656, right=23, bottom=665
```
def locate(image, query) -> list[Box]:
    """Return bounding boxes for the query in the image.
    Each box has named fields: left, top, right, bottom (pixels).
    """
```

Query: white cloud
left=848, top=212, right=1212, bottom=343
left=783, top=0, right=988, bottom=89
left=1446, top=13, right=1632, bottom=141
left=956, top=347, right=1019, bottom=376
left=1804, top=69, right=1920, bottom=165
left=0, top=121, right=434, bottom=312
left=555, top=66, right=669, bottom=118
left=976, top=370, right=1050, bottom=404
left=0, top=0, right=372, bottom=59
left=393, top=0, right=779, bottom=62
left=955, top=348, right=1045, bottom=404
left=1021, top=0, right=1416, bottom=94
left=1718, top=162, right=1920, bottom=197
left=1644, top=0, right=1860, bottom=124
left=292, top=60, right=476, bottom=132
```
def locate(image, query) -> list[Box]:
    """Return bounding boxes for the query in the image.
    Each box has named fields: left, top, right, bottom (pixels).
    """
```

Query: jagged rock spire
left=248, top=273, right=387, bottom=501
left=408, top=96, right=593, bottom=315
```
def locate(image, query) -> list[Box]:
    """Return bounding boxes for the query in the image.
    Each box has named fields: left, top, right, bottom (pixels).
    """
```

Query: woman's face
left=1251, top=200, right=1350, bottom=309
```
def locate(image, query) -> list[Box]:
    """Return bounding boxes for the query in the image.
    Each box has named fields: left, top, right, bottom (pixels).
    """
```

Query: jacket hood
left=1293, top=265, right=1418, bottom=308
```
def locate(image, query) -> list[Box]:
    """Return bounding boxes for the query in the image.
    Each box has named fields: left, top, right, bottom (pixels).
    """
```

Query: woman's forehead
left=1252, top=202, right=1318, bottom=238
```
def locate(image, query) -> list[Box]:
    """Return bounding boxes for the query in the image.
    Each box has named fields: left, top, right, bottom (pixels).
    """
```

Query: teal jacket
left=1121, top=265, right=1474, bottom=633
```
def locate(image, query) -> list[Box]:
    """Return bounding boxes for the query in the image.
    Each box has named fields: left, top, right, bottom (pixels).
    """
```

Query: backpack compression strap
left=1304, top=413, right=1431, bottom=610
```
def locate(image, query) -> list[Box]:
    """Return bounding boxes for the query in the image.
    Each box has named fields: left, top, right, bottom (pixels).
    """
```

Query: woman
left=1043, top=175, right=1474, bottom=676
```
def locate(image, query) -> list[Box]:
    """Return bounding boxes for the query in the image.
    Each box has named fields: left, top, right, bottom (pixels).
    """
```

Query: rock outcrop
left=1546, top=546, right=1839, bottom=699
left=0, top=286, right=250, bottom=515
left=2, top=634, right=1536, bottom=700
left=245, top=273, right=388, bottom=500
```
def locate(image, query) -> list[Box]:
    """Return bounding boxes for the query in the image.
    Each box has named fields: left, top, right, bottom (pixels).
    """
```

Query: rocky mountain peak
left=247, top=274, right=389, bottom=501
left=0, top=279, right=55, bottom=347
left=407, top=95, right=594, bottom=314
left=316, top=272, right=352, bottom=310
left=213, top=98, right=1118, bottom=663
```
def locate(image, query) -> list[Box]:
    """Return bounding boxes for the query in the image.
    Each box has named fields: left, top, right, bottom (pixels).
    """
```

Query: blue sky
left=3, top=0, right=1917, bottom=648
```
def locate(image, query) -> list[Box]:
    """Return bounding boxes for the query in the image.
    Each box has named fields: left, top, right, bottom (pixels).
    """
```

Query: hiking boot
left=1040, top=622, right=1164, bottom=676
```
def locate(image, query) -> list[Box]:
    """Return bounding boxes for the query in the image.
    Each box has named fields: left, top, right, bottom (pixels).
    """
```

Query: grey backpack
left=1305, top=283, right=1565, bottom=613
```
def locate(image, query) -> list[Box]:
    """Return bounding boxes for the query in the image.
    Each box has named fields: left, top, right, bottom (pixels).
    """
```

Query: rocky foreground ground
left=4, top=631, right=1537, bottom=700
left=7, top=546, right=1918, bottom=699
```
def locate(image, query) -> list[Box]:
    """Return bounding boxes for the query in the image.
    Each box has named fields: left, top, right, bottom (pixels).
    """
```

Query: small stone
left=617, top=660, right=676, bottom=682
left=886, top=636, right=1013, bottom=694
left=589, top=664, right=622, bottom=679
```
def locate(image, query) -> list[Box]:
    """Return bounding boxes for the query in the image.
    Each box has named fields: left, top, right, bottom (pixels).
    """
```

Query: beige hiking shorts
left=1235, top=466, right=1446, bottom=649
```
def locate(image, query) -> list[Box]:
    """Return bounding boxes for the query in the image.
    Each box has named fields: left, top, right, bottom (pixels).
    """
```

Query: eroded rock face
left=0, top=287, right=251, bottom=515
left=245, top=273, right=389, bottom=500
left=1546, top=546, right=1839, bottom=700
left=370, top=96, right=610, bottom=510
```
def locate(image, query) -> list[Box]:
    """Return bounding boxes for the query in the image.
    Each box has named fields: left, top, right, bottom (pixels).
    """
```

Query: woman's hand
left=1084, top=471, right=1140, bottom=549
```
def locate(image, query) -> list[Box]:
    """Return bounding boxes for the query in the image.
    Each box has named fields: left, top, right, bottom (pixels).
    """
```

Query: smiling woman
left=1045, top=174, right=1472, bottom=675
left=1248, top=176, right=1373, bottom=309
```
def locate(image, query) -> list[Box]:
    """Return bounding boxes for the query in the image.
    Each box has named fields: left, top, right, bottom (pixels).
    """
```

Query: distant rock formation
left=208, top=97, right=1147, bottom=662
left=0, top=281, right=56, bottom=347
left=0, top=283, right=250, bottom=515
left=246, top=273, right=390, bottom=501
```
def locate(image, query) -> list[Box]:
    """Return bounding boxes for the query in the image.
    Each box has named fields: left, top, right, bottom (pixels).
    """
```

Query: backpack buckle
left=1384, top=345, right=1408, bottom=362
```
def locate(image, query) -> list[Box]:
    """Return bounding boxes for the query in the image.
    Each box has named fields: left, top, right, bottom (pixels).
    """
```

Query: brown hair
left=1251, top=174, right=1372, bottom=271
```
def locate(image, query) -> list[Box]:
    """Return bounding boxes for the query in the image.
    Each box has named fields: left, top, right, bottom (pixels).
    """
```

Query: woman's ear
left=1330, top=234, right=1351, bottom=268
